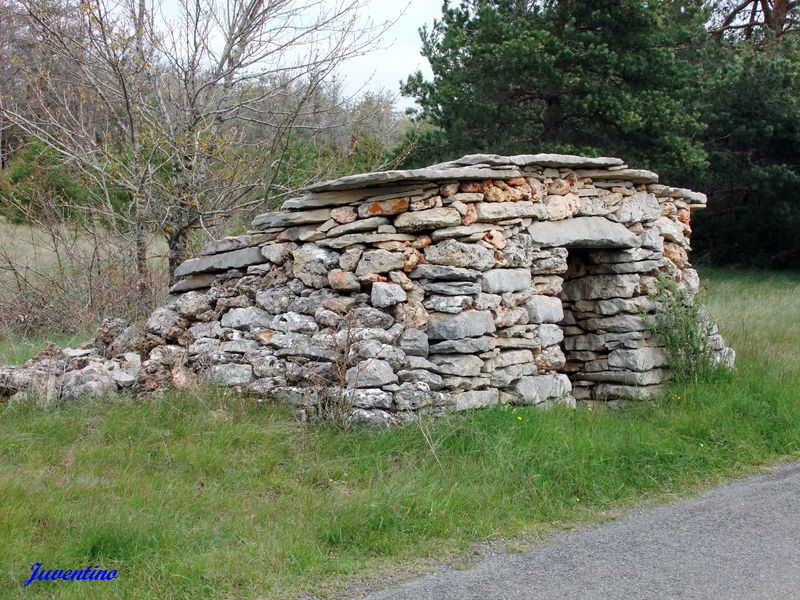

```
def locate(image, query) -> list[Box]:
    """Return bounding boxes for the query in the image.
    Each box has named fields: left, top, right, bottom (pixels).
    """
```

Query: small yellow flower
left=516, top=415, right=523, bottom=421
left=576, top=497, right=581, bottom=502
left=699, top=442, right=704, bottom=448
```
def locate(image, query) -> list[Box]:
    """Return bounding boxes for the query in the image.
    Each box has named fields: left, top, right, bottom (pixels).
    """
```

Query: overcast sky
left=336, top=0, right=442, bottom=110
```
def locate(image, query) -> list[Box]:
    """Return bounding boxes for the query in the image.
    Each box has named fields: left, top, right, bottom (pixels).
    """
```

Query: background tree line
left=399, top=0, right=800, bottom=269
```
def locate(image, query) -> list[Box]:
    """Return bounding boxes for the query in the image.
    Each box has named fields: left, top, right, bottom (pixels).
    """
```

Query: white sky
left=336, top=0, right=441, bottom=110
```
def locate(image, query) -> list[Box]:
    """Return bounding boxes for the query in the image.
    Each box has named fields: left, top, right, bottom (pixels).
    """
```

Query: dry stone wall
left=0, top=153, right=734, bottom=425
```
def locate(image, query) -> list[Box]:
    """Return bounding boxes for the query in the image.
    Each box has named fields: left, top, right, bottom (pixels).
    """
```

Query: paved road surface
left=361, top=462, right=800, bottom=600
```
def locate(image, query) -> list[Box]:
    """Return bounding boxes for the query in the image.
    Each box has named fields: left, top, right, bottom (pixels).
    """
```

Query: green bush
left=643, top=275, right=728, bottom=384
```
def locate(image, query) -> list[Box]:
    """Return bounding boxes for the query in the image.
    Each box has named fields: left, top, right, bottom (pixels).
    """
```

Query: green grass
left=0, top=268, right=799, bottom=598
left=0, top=332, right=90, bottom=366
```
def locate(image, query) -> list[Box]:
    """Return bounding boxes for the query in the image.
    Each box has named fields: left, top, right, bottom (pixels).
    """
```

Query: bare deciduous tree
left=709, top=0, right=800, bottom=41
left=1, top=0, right=397, bottom=293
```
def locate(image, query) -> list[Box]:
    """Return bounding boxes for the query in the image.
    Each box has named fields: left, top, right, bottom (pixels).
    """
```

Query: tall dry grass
left=0, top=219, right=168, bottom=336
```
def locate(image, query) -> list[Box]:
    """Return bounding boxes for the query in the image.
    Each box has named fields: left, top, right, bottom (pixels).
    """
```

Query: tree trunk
left=542, top=95, right=563, bottom=145
left=167, top=228, right=188, bottom=288
left=134, top=223, right=150, bottom=313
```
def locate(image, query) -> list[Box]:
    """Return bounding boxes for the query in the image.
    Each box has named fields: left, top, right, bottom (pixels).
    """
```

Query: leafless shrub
left=0, top=214, right=166, bottom=335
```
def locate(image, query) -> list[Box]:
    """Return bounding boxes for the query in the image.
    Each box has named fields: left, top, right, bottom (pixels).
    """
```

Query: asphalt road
left=360, top=461, right=800, bottom=600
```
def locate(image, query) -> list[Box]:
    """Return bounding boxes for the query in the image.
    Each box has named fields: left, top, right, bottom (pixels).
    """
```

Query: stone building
left=0, top=153, right=734, bottom=424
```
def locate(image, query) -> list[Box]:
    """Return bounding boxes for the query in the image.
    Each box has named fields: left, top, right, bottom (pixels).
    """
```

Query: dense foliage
left=690, top=41, right=800, bottom=268
left=401, top=0, right=709, bottom=177
left=400, top=0, right=800, bottom=269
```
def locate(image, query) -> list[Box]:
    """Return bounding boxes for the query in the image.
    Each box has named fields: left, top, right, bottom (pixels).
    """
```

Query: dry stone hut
left=0, top=154, right=733, bottom=425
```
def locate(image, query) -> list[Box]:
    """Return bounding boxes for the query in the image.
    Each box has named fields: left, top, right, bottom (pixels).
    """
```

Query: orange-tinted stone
left=358, top=197, right=409, bottom=217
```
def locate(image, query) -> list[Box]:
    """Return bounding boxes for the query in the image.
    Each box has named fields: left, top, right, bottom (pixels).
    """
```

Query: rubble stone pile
left=0, top=153, right=734, bottom=425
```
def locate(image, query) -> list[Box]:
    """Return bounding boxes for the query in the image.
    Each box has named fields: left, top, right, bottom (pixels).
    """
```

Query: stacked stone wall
left=0, top=153, right=734, bottom=425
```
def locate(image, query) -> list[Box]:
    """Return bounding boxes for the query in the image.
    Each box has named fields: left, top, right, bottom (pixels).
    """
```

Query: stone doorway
left=557, top=247, right=669, bottom=403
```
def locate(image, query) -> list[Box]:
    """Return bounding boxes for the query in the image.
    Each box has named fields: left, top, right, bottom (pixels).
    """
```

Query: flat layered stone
left=351, top=388, right=393, bottom=409
left=398, top=329, right=428, bottom=357
left=431, top=223, right=499, bottom=241
left=608, top=192, right=661, bottom=224
left=410, top=264, right=481, bottom=281
left=326, top=216, right=389, bottom=237
left=281, top=189, right=371, bottom=210
left=475, top=201, right=547, bottom=222
left=452, top=388, right=500, bottom=411
left=251, top=208, right=331, bottom=229
left=209, top=363, right=254, bottom=386
left=292, top=243, right=339, bottom=288
left=480, top=268, right=532, bottom=293
left=513, top=374, right=572, bottom=405
left=357, top=197, right=410, bottom=218
left=581, top=369, right=670, bottom=385
left=528, top=216, right=640, bottom=248
left=199, top=234, right=269, bottom=256
left=483, top=349, right=534, bottom=371
left=429, top=354, right=484, bottom=376
left=429, top=336, right=495, bottom=354
left=169, top=273, right=220, bottom=293
left=669, top=187, right=707, bottom=205
left=422, top=281, right=482, bottom=296
left=397, top=369, right=443, bottom=389
left=371, top=282, right=407, bottom=308
left=429, top=153, right=624, bottom=170
left=524, top=295, right=564, bottom=323
left=356, top=250, right=405, bottom=276
left=395, top=207, right=461, bottom=231
left=174, top=246, right=266, bottom=277
left=220, top=307, right=272, bottom=330
left=424, top=239, right=496, bottom=271
left=307, top=166, right=523, bottom=192
left=317, top=233, right=415, bottom=249
left=346, top=359, right=398, bottom=388
left=608, top=348, right=669, bottom=371
left=560, top=274, right=640, bottom=301
left=580, top=314, right=647, bottom=333
left=423, top=294, right=473, bottom=314
left=426, top=311, right=496, bottom=340
left=574, top=168, right=659, bottom=183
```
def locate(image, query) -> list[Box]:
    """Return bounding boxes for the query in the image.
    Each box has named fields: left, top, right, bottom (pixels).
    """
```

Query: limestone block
left=452, top=389, right=500, bottom=411
left=423, top=295, right=473, bottom=314
left=525, top=295, right=564, bottom=323
left=608, top=192, right=661, bottom=224
left=371, top=282, right=408, bottom=308
left=220, top=307, right=272, bottom=330
left=426, top=311, right=496, bottom=340
left=410, top=264, right=481, bottom=281
left=429, top=354, right=484, bottom=376
left=429, top=336, right=495, bottom=354
left=480, top=268, right=532, bottom=294
left=528, top=216, right=640, bottom=248
left=346, top=359, right=398, bottom=388
left=292, top=243, right=339, bottom=288
left=424, top=239, right=496, bottom=271
left=395, top=207, right=461, bottom=231
left=174, top=246, right=267, bottom=277
left=560, top=274, right=640, bottom=301
left=356, top=250, right=405, bottom=276
left=210, top=363, right=254, bottom=386
left=608, top=348, right=669, bottom=371
left=513, top=374, right=572, bottom=405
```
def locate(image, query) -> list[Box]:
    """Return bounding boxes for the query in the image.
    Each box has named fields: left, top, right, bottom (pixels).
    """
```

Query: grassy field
left=0, top=268, right=799, bottom=598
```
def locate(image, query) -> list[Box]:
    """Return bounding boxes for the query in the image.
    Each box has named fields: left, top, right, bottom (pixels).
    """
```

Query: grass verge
left=0, top=268, right=798, bottom=598
left=0, top=332, right=90, bottom=366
